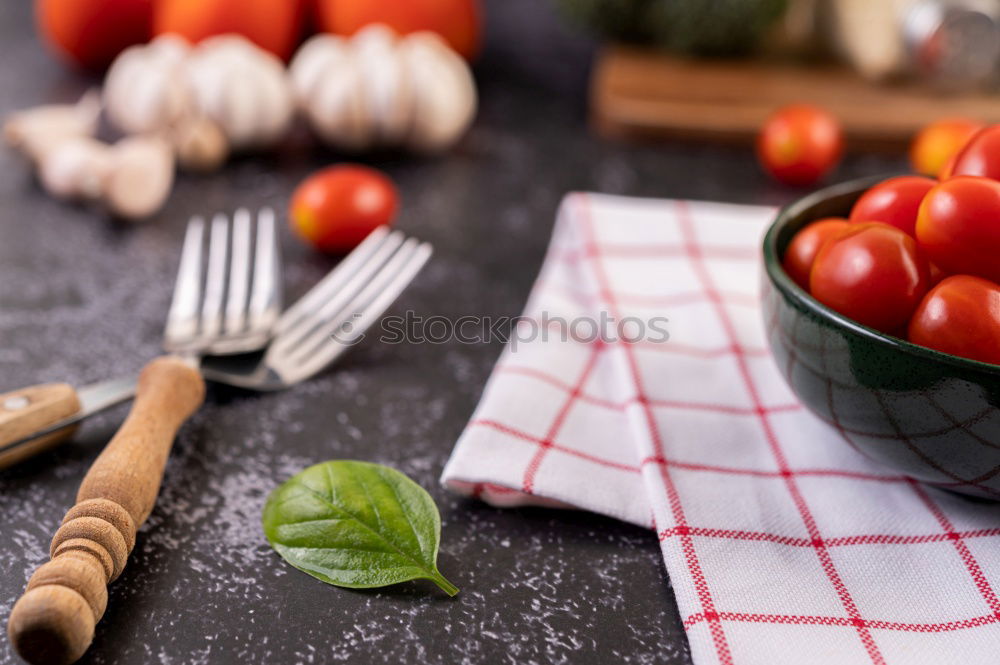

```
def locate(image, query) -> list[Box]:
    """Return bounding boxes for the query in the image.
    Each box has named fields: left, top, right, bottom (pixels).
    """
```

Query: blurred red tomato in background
left=153, top=0, right=306, bottom=60
left=757, top=104, right=843, bottom=187
left=944, top=125, right=1000, bottom=181
left=36, top=0, right=152, bottom=70
left=290, top=165, right=399, bottom=254
left=313, top=0, right=481, bottom=60
left=909, top=118, right=982, bottom=178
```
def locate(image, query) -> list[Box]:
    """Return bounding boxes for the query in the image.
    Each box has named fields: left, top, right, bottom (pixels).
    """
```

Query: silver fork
left=165, top=207, right=281, bottom=355
left=200, top=225, right=432, bottom=389
left=6, top=224, right=433, bottom=665
left=0, top=207, right=279, bottom=468
left=0, top=224, right=432, bottom=466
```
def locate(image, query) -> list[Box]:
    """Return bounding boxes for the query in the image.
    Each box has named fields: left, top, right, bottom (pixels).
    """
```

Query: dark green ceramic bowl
left=762, top=177, right=1000, bottom=499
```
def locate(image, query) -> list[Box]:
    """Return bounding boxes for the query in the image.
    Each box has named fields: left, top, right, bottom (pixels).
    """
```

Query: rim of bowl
left=762, top=176, right=1000, bottom=376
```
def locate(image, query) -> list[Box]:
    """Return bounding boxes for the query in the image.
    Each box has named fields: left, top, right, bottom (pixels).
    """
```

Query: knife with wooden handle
left=6, top=356, right=204, bottom=665
left=0, top=377, right=138, bottom=469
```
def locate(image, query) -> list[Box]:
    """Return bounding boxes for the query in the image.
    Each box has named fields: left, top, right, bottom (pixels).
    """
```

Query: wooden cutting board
left=591, top=46, right=1000, bottom=148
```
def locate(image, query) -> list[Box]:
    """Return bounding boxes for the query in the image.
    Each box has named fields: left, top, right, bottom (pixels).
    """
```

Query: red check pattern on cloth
left=441, top=193, right=1000, bottom=664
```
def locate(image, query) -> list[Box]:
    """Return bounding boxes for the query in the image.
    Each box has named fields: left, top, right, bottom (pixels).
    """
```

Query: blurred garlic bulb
left=104, top=35, right=192, bottom=135
left=185, top=35, right=295, bottom=150
left=402, top=32, right=477, bottom=152
left=290, top=25, right=476, bottom=152
left=353, top=25, right=415, bottom=145
left=170, top=114, right=229, bottom=172
left=290, top=34, right=371, bottom=150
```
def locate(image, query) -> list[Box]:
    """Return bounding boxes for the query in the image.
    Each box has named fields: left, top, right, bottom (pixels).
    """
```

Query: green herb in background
left=262, top=461, right=459, bottom=596
left=556, top=0, right=788, bottom=56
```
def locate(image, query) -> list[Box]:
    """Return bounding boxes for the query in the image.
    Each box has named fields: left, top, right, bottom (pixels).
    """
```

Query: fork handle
left=7, top=357, right=204, bottom=665
left=0, top=383, right=81, bottom=469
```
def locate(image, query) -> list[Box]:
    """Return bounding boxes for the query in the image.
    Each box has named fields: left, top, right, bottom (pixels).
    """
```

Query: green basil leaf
left=261, top=460, right=458, bottom=596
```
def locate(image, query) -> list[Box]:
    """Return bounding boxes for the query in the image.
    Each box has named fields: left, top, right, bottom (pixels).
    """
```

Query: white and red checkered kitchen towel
left=441, top=193, right=1000, bottom=665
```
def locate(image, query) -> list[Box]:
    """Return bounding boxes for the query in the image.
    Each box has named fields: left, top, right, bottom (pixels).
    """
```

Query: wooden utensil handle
left=0, top=383, right=81, bottom=469
left=7, top=357, right=204, bottom=665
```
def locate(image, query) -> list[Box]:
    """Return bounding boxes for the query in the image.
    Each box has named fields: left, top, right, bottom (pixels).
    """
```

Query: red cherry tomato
left=909, top=118, right=982, bottom=178
left=289, top=165, right=399, bottom=254
left=782, top=218, right=849, bottom=289
left=810, top=223, right=931, bottom=334
left=908, top=275, right=1000, bottom=365
left=848, top=175, right=936, bottom=236
left=947, top=124, right=1000, bottom=180
left=757, top=104, right=843, bottom=186
left=928, top=262, right=948, bottom=285
left=915, top=176, right=1000, bottom=283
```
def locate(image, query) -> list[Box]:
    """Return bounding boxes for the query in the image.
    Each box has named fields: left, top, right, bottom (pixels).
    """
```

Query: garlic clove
left=248, top=51, right=296, bottom=146
left=195, top=34, right=263, bottom=60
left=104, top=136, right=175, bottom=220
left=146, top=33, right=191, bottom=61
left=185, top=48, right=230, bottom=122
left=289, top=34, right=350, bottom=107
left=402, top=32, right=477, bottom=152
left=37, top=137, right=112, bottom=201
left=171, top=115, right=229, bottom=172
left=219, top=72, right=264, bottom=148
left=310, top=60, right=374, bottom=151
left=291, top=34, right=375, bottom=149
left=352, top=24, right=414, bottom=145
left=3, top=90, right=102, bottom=163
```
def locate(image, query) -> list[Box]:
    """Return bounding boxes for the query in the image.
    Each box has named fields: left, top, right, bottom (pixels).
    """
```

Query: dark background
left=0, top=1, right=904, bottom=663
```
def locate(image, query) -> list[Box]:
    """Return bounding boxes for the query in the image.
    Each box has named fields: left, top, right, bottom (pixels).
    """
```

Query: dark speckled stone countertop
left=0, top=2, right=904, bottom=663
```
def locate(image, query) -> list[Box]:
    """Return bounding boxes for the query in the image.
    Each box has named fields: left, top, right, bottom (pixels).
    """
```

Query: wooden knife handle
left=7, top=357, right=204, bottom=665
left=0, top=383, right=82, bottom=469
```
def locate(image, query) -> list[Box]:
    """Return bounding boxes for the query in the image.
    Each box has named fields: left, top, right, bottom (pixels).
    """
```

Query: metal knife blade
left=1, top=376, right=138, bottom=456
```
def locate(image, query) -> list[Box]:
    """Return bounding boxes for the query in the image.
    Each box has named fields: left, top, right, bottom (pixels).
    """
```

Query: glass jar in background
left=829, top=0, right=1000, bottom=90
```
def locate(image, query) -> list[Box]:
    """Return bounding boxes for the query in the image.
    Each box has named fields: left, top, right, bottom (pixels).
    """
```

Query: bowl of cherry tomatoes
left=762, top=150, right=1000, bottom=497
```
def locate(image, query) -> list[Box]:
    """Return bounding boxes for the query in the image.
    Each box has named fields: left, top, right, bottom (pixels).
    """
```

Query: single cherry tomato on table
left=915, top=176, right=1000, bottom=283
left=848, top=175, right=936, bottom=236
left=909, top=118, right=982, bottom=178
left=944, top=124, right=1000, bottom=180
left=757, top=104, right=843, bottom=187
left=289, top=165, right=399, bottom=254
left=908, top=275, right=1000, bottom=365
left=782, top=217, right=849, bottom=289
left=810, top=223, right=931, bottom=334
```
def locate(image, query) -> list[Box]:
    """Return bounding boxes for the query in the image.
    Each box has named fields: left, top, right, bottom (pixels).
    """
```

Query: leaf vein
left=294, top=484, right=436, bottom=578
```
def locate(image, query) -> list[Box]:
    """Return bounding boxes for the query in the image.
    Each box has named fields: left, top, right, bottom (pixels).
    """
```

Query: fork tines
left=265, top=227, right=433, bottom=384
left=164, top=208, right=282, bottom=355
